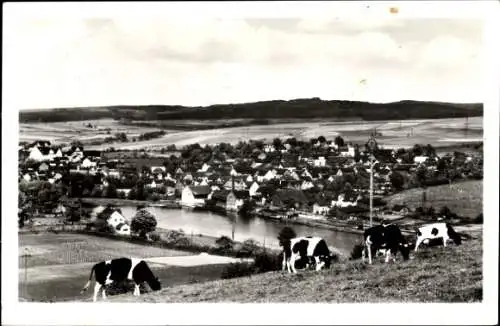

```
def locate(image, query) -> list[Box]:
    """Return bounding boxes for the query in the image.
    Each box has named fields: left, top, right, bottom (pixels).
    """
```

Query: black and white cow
left=414, top=222, right=462, bottom=251
left=282, top=236, right=333, bottom=274
left=81, top=257, right=161, bottom=302
left=362, top=224, right=410, bottom=264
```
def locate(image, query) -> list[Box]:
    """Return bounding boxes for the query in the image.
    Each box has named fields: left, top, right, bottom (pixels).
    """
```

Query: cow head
left=148, top=276, right=162, bottom=291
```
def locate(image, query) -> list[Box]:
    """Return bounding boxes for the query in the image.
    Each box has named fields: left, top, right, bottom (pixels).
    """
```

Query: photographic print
left=2, top=1, right=499, bottom=325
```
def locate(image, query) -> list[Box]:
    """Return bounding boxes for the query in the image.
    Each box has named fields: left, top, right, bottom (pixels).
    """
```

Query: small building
left=226, top=190, right=249, bottom=212
left=181, top=185, right=211, bottom=207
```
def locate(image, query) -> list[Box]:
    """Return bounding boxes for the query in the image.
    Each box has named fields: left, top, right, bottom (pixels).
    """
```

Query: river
left=117, top=206, right=362, bottom=255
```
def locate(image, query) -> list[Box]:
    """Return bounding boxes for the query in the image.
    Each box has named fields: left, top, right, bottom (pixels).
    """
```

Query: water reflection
left=116, top=206, right=361, bottom=254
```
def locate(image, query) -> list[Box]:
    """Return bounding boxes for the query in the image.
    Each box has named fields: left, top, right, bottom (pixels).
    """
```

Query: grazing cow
left=81, top=257, right=161, bottom=302
left=282, top=236, right=333, bottom=274
left=362, top=224, right=410, bottom=264
left=414, top=222, right=462, bottom=251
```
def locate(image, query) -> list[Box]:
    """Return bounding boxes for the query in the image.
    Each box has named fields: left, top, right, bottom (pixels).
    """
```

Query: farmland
left=19, top=116, right=483, bottom=151
left=106, top=227, right=482, bottom=303
left=385, top=180, right=483, bottom=220
left=18, top=233, right=247, bottom=302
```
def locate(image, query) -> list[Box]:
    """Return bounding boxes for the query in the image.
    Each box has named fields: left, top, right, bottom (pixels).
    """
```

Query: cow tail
left=80, top=264, right=96, bottom=293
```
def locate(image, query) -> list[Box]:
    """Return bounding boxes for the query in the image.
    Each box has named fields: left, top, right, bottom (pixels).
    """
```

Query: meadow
left=18, top=233, right=232, bottom=302
left=19, top=116, right=483, bottom=151
left=385, top=180, right=483, bottom=220
left=106, top=228, right=482, bottom=303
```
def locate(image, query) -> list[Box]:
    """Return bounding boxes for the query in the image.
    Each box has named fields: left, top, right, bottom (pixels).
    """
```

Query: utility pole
left=366, top=136, right=377, bottom=227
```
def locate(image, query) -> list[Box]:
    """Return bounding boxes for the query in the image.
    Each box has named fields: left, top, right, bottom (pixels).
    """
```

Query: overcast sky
left=4, top=8, right=483, bottom=109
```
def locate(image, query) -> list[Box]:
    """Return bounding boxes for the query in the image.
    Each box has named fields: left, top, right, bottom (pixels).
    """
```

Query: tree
left=334, top=136, right=345, bottom=147
left=317, top=135, right=326, bottom=144
left=131, top=208, right=157, bottom=238
left=278, top=227, right=297, bottom=247
left=272, top=138, right=282, bottom=149
left=389, top=171, right=405, bottom=190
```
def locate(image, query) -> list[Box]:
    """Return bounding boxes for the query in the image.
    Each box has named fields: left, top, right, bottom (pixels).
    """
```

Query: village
left=18, top=134, right=483, bottom=235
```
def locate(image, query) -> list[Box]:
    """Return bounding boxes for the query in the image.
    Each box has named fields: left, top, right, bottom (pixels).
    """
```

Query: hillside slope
left=19, top=98, right=483, bottom=123
left=106, top=232, right=482, bottom=303
left=385, top=180, right=483, bottom=219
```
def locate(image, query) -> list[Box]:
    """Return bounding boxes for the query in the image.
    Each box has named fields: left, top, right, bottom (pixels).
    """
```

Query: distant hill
left=19, top=98, right=483, bottom=123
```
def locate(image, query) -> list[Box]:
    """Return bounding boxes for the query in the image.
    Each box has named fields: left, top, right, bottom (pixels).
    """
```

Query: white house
left=181, top=186, right=211, bottom=207
left=414, top=156, right=429, bottom=164
left=81, top=158, right=96, bottom=169
left=331, top=194, right=358, bottom=208
left=263, top=170, right=275, bottom=181
left=314, top=156, right=326, bottom=167
left=198, top=163, right=211, bottom=173
left=107, top=211, right=127, bottom=229
left=28, top=147, right=46, bottom=161
left=313, top=203, right=330, bottom=215
left=301, top=180, right=314, bottom=190
left=249, top=181, right=260, bottom=197
left=340, top=145, right=356, bottom=157
left=264, top=144, right=276, bottom=153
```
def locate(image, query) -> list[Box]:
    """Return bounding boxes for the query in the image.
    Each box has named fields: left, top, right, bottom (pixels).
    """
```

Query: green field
left=18, top=233, right=232, bottom=302
left=19, top=116, right=482, bottom=151
left=107, top=228, right=482, bottom=303
left=385, top=180, right=483, bottom=219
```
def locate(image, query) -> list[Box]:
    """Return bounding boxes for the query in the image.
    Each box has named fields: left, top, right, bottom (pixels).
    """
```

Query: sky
left=3, top=3, right=484, bottom=109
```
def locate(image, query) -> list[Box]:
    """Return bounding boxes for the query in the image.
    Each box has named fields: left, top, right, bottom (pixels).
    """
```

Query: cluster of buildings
left=18, top=137, right=482, bottom=220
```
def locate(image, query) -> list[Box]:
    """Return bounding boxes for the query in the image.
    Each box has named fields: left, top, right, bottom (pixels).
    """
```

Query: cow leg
left=385, top=250, right=391, bottom=263
left=290, top=254, right=298, bottom=273
left=367, top=245, right=373, bottom=265
left=282, top=254, right=287, bottom=272
left=134, top=283, right=141, bottom=296
left=414, top=237, right=423, bottom=252
left=442, top=236, right=449, bottom=248
left=102, top=287, right=107, bottom=300
left=93, top=283, right=102, bottom=302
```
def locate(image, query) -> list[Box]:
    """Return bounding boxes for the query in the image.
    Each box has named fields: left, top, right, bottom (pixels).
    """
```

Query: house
left=117, top=188, right=132, bottom=197
left=414, top=156, right=429, bottom=164
left=28, top=146, right=49, bottom=161
left=249, top=181, right=261, bottom=197
left=107, top=211, right=127, bottom=229
left=38, top=162, right=50, bottom=173
left=313, top=199, right=331, bottom=215
left=226, top=190, right=249, bottom=212
left=115, top=223, right=131, bottom=236
left=331, top=193, right=358, bottom=208
left=181, top=185, right=211, bottom=207
left=198, top=163, right=211, bottom=173
left=313, top=156, right=326, bottom=167
left=264, top=144, right=276, bottom=153
left=300, top=179, right=314, bottom=190
left=271, top=189, right=308, bottom=210
left=208, top=189, right=229, bottom=210
left=392, top=204, right=410, bottom=215
left=81, top=158, right=97, bottom=169
left=151, top=166, right=166, bottom=174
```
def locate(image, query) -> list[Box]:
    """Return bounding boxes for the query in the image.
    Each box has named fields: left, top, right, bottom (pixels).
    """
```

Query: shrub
left=215, top=236, right=234, bottom=250
left=349, top=242, right=364, bottom=260
left=237, top=239, right=262, bottom=258
left=253, top=252, right=282, bottom=273
left=149, top=231, right=161, bottom=242
left=221, top=262, right=255, bottom=279
left=474, top=213, right=483, bottom=224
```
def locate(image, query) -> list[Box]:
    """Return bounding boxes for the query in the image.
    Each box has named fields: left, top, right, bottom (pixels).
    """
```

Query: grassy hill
left=106, top=233, right=482, bottom=303
left=19, top=98, right=483, bottom=123
left=385, top=180, right=483, bottom=220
